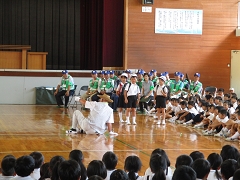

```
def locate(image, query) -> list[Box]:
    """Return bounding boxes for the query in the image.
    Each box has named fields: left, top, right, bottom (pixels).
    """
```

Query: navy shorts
left=118, top=95, right=126, bottom=108
left=155, top=95, right=166, bottom=108
left=127, top=95, right=137, bottom=108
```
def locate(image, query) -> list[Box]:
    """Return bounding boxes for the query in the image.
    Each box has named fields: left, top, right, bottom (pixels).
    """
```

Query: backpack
left=156, top=85, right=171, bottom=100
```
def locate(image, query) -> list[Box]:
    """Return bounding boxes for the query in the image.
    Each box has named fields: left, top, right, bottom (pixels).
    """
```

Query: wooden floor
left=0, top=105, right=239, bottom=175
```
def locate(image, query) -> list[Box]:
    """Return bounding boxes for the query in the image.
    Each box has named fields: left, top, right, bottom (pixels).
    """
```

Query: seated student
left=168, top=99, right=183, bottom=123
left=58, top=160, right=81, bottom=180
left=88, top=175, right=104, bottom=180
left=110, top=169, right=128, bottom=180
left=231, top=95, right=238, bottom=109
left=12, top=156, right=35, bottom=180
left=223, top=100, right=235, bottom=118
left=169, top=72, right=184, bottom=97
left=221, top=159, right=238, bottom=180
left=233, top=169, right=240, bottom=180
left=102, top=151, right=118, bottom=180
left=191, top=159, right=211, bottom=180
left=207, top=153, right=222, bottom=180
left=214, top=109, right=231, bottom=137
left=87, top=160, right=107, bottom=179
left=49, top=156, right=65, bottom=180
left=144, top=148, right=172, bottom=179
left=178, top=101, right=199, bottom=125
left=220, top=145, right=240, bottom=162
left=39, top=162, right=50, bottom=180
left=224, top=93, right=230, bottom=101
left=69, top=149, right=87, bottom=180
left=172, top=165, right=196, bottom=180
left=189, top=151, right=204, bottom=162
left=143, top=154, right=167, bottom=180
left=0, top=155, right=16, bottom=179
left=226, top=119, right=240, bottom=141
left=203, top=106, right=225, bottom=136
left=29, top=151, right=44, bottom=180
left=175, top=155, right=193, bottom=168
left=214, top=96, right=223, bottom=106
left=217, top=88, right=225, bottom=100
left=124, top=156, right=143, bottom=180
left=194, top=104, right=215, bottom=128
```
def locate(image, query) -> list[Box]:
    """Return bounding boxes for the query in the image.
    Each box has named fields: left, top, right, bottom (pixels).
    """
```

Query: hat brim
left=97, top=94, right=113, bottom=103
left=158, top=77, right=166, bottom=82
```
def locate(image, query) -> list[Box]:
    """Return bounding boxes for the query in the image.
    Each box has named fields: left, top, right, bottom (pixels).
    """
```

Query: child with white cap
left=154, top=76, right=168, bottom=125
left=124, top=74, right=141, bottom=125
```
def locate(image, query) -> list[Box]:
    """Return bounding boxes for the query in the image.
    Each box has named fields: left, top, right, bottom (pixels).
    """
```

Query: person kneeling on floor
left=66, top=94, right=118, bottom=135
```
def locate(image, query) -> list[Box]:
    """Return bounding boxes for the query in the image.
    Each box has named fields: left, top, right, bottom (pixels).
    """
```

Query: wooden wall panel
left=0, top=51, right=22, bottom=69
left=126, top=0, right=240, bottom=91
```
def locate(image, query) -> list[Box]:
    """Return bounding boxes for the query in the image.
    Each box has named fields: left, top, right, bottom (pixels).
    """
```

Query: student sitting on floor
left=221, top=159, right=238, bottom=180
left=193, top=104, right=215, bottom=128
left=223, top=100, right=235, bottom=118
left=225, top=122, right=240, bottom=142
left=58, top=160, right=81, bottom=180
left=168, top=99, right=183, bottom=123
left=189, top=151, right=204, bottom=162
left=0, top=155, right=16, bottom=179
left=231, top=95, right=238, bottom=109
left=172, top=165, right=196, bottom=180
left=186, top=102, right=208, bottom=126
left=29, top=151, right=44, bottom=180
left=124, top=155, right=143, bottom=180
left=207, top=153, right=222, bottom=180
left=102, top=151, right=118, bottom=180
left=12, top=156, right=35, bottom=180
left=175, top=155, right=193, bottom=168
left=214, top=109, right=230, bottom=137
left=191, top=159, right=211, bottom=180
left=177, top=101, right=199, bottom=125
left=202, top=106, right=224, bottom=136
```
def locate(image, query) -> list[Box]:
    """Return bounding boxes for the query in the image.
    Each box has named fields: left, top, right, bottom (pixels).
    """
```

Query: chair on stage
left=67, top=85, right=78, bottom=106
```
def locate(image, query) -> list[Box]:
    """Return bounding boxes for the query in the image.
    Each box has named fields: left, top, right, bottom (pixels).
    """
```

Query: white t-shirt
left=125, top=83, right=140, bottom=96
left=173, top=105, right=181, bottom=114
left=207, top=169, right=221, bottom=180
left=228, top=107, right=235, bottom=115
left=208, top=113, right=215, bottom=121
left=166, top=102, right=172, bottom=109
left=144, top=167, right=172, bottom=180
left=220, top=116, right=229, bottom=124
left=233, top=102, right=238, bottom=109
left=85, top=101, right=114, bottom=134
left=106, top=169, right=116, bottom=180
left=188, top=107, right=199, bottom=116
left=154, top=85, right=168, bottom=96
left=30, top=168, right=40, bottom=180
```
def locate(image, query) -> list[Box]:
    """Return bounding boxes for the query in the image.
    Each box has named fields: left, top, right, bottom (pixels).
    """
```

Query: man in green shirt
left=151, top=69, right=158, bottom=86
left=81, top=70, right=100, bottom=101
left=170, top=71, right=184, bottom=97
left=54, top=70, right=75, bottom=108
left=136, top=69, right=144, bottom=90
left=189, top=73, right=202, bottom=95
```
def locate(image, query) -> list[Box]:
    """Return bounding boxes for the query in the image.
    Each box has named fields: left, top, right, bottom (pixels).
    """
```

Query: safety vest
left=61, top=75, right=74, bottom=90
left=89, top=78, right=100, bottom=91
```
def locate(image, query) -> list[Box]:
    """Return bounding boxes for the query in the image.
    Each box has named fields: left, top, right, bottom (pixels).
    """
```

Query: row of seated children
left=1, top=145, right=240, bottom=180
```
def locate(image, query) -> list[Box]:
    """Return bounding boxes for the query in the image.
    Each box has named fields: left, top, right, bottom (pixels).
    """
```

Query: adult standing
left=54, top=70, right=75, bottom=108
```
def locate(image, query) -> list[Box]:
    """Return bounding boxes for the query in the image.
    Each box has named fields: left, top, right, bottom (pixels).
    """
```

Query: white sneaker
left=183, top=123, right=187, bottom=126
left=66, top=128, right=77, bottom=134
left=179, top=120, right=185, bottom=124
left=119, top=119, right=124, bottom=123
left=156, top=120, right=161, bottom=125
left=225, top=137, right=238, bottom=141
left=126, top=120, right=131, bottom=125
left=109, top=131, right=118, bottom=136
left=161, top=120, right=166, bottom=125
left=153, top=115, right=158, bottom=119
left=214, top=132, right=223, bottom=137
left=132, top=121, right=137, bottom=125
left=203, top=131, right=214, bottom=136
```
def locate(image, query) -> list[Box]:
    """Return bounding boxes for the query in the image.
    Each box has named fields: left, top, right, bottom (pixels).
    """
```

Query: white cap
left=229, top=87, right=234, bottom=91
left=159, top=76, right=166, bottom=82
left=131, top=73, right=137, bottom=78
left=120, top=73, right=128, bottom=78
